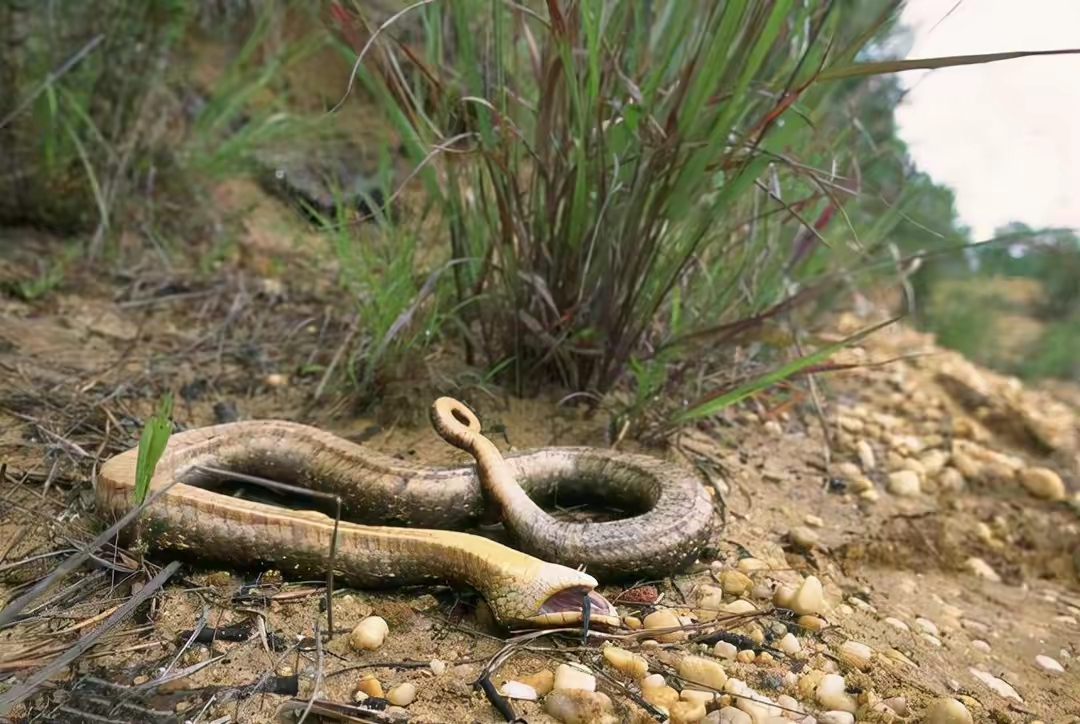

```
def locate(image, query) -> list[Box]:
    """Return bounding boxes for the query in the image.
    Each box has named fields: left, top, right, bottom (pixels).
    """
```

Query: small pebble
left=669, top=700, right=707, bottom=724
left=623, top=615, right=642, bottom=629
left=778, top=633, right=801, bottom=654
left=348, top=616, right=389, bottom=651
left=429, top=659, right=446, bottom=675
left=678, top=655, right=728, bottom=690
left=724, top=599, right=759, bottom=615
left=1035, top=654, right=1065, bottom=673
left=714, top=641, right=738, bottom=660
left=915, top=617, right=940, bottom=636
left=887, top=470, right=921, bottom=497
left=680, top=688, right=718, bottom=705
left=787, top=575, right=824, bottom=616
left=924, top=697, right=973, bottom=724
left=643, top=609, right=686, bottom=642
left=972, top=640, right=991, bottom=653
left=789, top=526, right=819, bottom=549
left=820, top=712, right=855, bottom=724
left=1018, top=466, right=1066, bottom=500
left=554, top=663, right=596, bottom=692
left=816, top=674, right=857, bottom=712
left=499, top=680, right=538, bottom=700
left=602, top=646, right=648, bottom=678
left=386, top=683, right=416, bottom=706
left=839, top=641, right=872, bottom=670
left=805, top=514, right=824, bottom=527
left=798, top=615, right=828, bottom=630
left=883, top=616, right=909, bottom=631
left=857, top=440, right=877, bottom=471
left=356, top=676, right=383, bottom=698
left=969, top=667, right=1023, bottom=702
left=736, top=650, right=755, bottom=663
left=965, top=557, right=1002, bottom=582
left=720, top=570, right=754, bottom=596
left=544, top=689, right=616, bottom=724
left=883, top=696, right=909, bottom=716
left=520, top=669, right=555, bottom=696
left=738, top=558, right=770, bottom=573
left=711, top=706, right=752, bottom=723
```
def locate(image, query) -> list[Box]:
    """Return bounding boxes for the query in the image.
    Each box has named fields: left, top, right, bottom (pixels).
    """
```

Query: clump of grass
left=334, top=1, right=1080, bottom=431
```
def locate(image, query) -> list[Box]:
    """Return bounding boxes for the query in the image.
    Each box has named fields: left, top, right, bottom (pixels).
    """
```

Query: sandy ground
left=0, top=218, right=1078, bottom=724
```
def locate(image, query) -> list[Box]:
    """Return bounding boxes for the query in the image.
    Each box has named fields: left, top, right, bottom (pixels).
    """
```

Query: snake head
left=496, top=561, right=621, bottom=629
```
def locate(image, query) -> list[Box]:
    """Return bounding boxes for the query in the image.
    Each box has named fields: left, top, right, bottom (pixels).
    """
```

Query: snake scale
left=95, top=398, right=715, bottom=628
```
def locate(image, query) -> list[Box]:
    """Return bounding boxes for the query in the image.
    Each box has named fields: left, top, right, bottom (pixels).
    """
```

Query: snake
left=95, top=397, right=715, bottom=628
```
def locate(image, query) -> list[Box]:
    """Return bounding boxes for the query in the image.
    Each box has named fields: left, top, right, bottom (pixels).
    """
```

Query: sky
left=892, top=0, right=1080, bottom=241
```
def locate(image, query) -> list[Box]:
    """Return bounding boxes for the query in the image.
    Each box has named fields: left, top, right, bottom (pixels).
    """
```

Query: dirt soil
left=1, top=205, right=1078, bottom=724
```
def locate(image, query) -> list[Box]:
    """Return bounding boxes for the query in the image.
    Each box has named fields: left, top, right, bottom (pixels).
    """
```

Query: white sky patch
left=893, top=0, right=1080, bottom=241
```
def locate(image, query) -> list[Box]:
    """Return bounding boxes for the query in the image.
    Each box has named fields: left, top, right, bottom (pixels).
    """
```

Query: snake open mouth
left=538, top=586, right=618, bottom=619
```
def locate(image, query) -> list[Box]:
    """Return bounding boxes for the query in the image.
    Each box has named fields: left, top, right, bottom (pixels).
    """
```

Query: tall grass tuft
left=334, top=2, right=887, bottom=398
left=332, top=1, right=1080, bottom=427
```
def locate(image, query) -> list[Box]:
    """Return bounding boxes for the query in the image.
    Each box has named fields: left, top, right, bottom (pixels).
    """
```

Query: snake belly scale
left=95, top=397, right=715, bottom=627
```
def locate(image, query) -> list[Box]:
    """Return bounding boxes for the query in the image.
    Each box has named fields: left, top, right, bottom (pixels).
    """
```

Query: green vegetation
left=913, top=223, right=1080, bottom=381
left=134, top=392, right=175, bottom=505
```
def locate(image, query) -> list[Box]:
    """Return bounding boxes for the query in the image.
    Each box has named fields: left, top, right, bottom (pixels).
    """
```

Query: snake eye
left=538, top=587, right=617, bottom=618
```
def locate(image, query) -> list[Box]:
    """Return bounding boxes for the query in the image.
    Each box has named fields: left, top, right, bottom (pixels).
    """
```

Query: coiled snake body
left=95, top=398, right=715, bottom=628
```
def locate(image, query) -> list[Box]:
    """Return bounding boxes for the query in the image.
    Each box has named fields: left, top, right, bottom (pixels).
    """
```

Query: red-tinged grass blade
left=814, top=48, right=1080, bottom=82
left=670, top=315, right=902, bottom=425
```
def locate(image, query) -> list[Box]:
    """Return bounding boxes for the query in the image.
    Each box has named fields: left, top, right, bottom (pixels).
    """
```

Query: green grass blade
left=134, top=392, right=174, bottom=504
left=670, top=315, right=900, bottom=424
left=815, top=48, right=1080, bottom=82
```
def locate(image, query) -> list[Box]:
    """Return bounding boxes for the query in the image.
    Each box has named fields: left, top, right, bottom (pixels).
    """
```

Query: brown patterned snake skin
left=95, top=397, right=715, bottom=628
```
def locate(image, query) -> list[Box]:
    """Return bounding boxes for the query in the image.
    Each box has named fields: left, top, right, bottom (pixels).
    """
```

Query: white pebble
left=499, top=680, right=538, bottom=700
left=348, top=616, right=389, bottom=651
left=712, top=706, right=752, bottom=723
left=838, top=641, right=872, bottom=670
left=887, top=470, right=921, bottom=497
left=643, top=608, right=685, bottom=642
left=972, top=640, right=991, bottom=653
left=788, top=575, right=824, bottom=616
left=816, top=674, right=857, bottom=712
left=969, top=667, right=1023, bottom=702
left=386, top=683, right=416, bottom=706
left=1035, top=655, right=1065, bottom=673
left=804, top=514, right=824, bottom=527
left=883, top=696, right=909, bottom=716
left=915, top=617, right=940, bottom=636
left=857, top=440, right=876, bottom=471
left=965, top=557, right=1002, bottom=582
left=924, top=697, right=973, bottom=724
left=778, top=633, right=801, bottom=655
left=884, top=616, right=909, bottom=631
left=429, top=659, right=446, bottom=675
left=725, top=599, right=759, bottom=614
left=714, top=641, right=738, bottom=660
left=554, top=663, right=596, bottom=692
left=820, top=712, right=854, bottom=724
